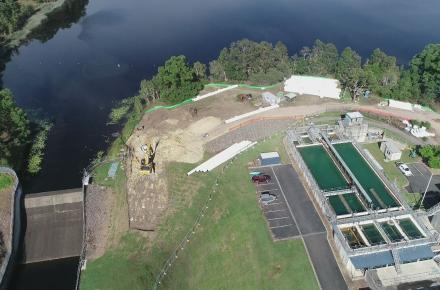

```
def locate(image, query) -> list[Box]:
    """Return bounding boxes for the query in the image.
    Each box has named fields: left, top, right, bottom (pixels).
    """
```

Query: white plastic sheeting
left=262, top=92, right=280, bottom=105
left=411, top=127, right=435, bottom=138
left=284, top=75, right=341, bottom=99
left=224, top=105, right=279, bottom=124
left=192, top=85, right=238, bottom=102
left=388, top=99, right=413, bottom=111
left=187, top=141, right=257, bottom=175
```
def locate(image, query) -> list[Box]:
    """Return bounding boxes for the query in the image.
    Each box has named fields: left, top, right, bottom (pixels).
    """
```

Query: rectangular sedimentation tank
left=297, top=145, right=348, bottom=191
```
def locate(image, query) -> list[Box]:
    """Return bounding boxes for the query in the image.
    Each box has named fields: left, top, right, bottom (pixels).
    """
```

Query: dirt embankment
left=124, top=88, right=260, bottom=231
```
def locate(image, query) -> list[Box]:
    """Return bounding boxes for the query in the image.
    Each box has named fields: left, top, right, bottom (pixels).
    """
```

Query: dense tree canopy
left=292, top=40, right=338, bottom=77
left=210, top=39, right=291, bottom=84
left=363, top=49, right=400, bottom=97
left=0, top=89, right=30, bottom=164
left=410, top=44, right=440, bottom=101
left=0, top=0, right=33, bottom=40
left=155, top=55, right=204, bottom=104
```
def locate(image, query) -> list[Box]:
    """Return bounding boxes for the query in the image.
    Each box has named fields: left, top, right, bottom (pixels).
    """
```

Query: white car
left=398, top=164, right=413, bottom=176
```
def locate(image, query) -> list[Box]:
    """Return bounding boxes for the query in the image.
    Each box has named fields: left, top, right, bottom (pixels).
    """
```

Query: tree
left=410, top=44, right=440, bottom=101
left=291, top=40, right=338, bottom=76
left=0, top=0, right=33, bottom=40
left=155, top=55, right=203, bottom=104
left=193, top=61, right=207, bottom=81
left=0, top=89, right=30, bottom=163
left=211, top=39, right=291, bottom=83
left=364, top=48, right=400, bottom=97
left=336, top=48, right=366, bottom=100
left=390, top=70, right=417, bottom=101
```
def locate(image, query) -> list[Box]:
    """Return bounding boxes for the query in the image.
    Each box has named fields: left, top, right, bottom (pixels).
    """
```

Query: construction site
left=285, top=117, right=440, bottom=288
left=81, top=77, right=440, bottom=290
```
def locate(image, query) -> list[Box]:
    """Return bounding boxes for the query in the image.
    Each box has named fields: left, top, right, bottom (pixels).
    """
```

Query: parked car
left=260, top=191, right=277, bottom=205
left=398, top=163, right=413, bottom=176
left=252, top=174, right=271, bottom=184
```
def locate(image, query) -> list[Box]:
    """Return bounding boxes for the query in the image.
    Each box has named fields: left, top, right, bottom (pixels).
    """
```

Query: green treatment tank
left=342, top=193, right=365, bottom=213
left=361, top=224, right=386, bottom=245
left=329, top=195, right=350, bottom=215
left=298, top=145, right=348, bottom=191
left=398, top=218, right=424, bottom=239
left=333, top=143, right=398, bottom=209
left=381, top=222, right=404, bottom=242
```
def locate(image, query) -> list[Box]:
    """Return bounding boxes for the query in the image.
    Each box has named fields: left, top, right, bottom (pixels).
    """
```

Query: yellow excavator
left=139, top=140, right=159, bottom=175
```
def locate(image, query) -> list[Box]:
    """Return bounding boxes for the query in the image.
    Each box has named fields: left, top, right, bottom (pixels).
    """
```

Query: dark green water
left=329, top=195, right=349, bottom=215
left=361, top=224, right=385, bottom=245
left=343, top=193, right=365, bottom=212
left=298, top=145, right=348, bottom=191
left=334, top=143, right=398, bottom=209
left=381, top=222, right=404, bottom=242
left=399, top=218, right=423, bottom=239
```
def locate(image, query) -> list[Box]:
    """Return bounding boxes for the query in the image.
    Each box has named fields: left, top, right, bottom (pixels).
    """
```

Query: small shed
left=262, top=92, right=281, bottom=106
left=380, top=141, right=402, bottom=161
left=343, top=112, right=364, bottom=127
left=284, top=92, right=297, bottom=102
left=260, top=152, right=281, bottom=166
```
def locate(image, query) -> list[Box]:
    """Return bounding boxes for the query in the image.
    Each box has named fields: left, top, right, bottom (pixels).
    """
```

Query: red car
left=252, top=174, right=271, bottom=184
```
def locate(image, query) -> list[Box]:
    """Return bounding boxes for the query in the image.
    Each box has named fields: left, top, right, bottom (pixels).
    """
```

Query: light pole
left=420, top=173, right=433, bottom=209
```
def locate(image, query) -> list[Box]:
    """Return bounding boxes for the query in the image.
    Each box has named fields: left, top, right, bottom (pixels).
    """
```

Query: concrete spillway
left=23, top=188, right=83, bottom=264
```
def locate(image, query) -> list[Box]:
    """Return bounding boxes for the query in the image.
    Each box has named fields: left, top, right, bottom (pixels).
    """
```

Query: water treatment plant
left=285, top=114, right=440, bottom=288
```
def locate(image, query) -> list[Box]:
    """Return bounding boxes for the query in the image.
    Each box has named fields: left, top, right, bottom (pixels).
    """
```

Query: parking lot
left=407, top=162, right=440, bottom=207
left=257, top=177, right=300, bottom=240
left=252, top=164, right=347, bottom=290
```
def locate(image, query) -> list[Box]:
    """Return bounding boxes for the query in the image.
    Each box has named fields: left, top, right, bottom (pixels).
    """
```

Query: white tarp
left=187, top=141, right=257, bottom=175
left=284, top=75, right=341, bottom=99
left=388, top=99, right=413, bottom=111
left=262, top=92, right=280, bottom=105
left=411, top=127, right=435, bottom=138
left=225, top=105, right=279, bottom=124
left=192, top=85, right=238, bottom=102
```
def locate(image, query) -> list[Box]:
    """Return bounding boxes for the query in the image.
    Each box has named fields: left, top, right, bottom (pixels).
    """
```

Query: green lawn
left=0, top=173, right=14, bottom=191
left=363, top=142, right=409, bottom=189
left=80, top=134, right=319, bottom=290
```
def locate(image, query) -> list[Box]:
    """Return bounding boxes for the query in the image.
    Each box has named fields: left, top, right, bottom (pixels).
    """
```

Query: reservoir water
left=2, top=0, right=440, bottom=289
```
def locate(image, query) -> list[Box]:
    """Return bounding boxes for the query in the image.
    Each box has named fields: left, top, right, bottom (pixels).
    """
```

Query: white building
left=284, top=75, right=342, bottom=99
left=380, top=141, right=402, bottom=161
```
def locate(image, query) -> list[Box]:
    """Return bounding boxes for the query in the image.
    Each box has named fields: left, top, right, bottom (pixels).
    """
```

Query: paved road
left=407, top=162, right=440, bottom=208
left=271, top=165, right=348, bottom=290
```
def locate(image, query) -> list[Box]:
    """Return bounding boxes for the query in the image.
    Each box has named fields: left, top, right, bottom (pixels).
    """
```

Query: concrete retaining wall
left=0, top=168, right=22, bottom=290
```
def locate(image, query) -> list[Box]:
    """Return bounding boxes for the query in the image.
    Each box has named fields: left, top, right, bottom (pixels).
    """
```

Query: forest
left=121, top=39, right=440, bottom=112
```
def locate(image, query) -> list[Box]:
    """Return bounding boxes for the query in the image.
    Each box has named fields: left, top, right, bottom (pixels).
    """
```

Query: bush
left=419, top=145, right=440, bottom=168
left=428, top=156, right=440, bottom=168
left=27, top=122, right=52, bottom=174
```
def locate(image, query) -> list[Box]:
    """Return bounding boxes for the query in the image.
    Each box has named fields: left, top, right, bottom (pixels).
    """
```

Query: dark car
left=260, top=191, right=277, bottom=205
left=252, top=174, right=271, bottom=184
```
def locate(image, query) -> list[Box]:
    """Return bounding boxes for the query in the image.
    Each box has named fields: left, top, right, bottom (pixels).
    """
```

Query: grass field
left=0, top=173, right=14, bottom=191
left=363, top=143, right=410, bottom=189
left=80, top=134, right=319, bottom=290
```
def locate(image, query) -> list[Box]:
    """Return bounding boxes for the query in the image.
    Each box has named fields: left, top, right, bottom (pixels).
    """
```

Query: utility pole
left=420, top=173, right=433, bottom=209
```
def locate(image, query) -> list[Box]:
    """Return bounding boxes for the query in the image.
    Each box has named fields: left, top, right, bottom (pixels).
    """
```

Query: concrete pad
left=376, top=259, right=440, bottom=287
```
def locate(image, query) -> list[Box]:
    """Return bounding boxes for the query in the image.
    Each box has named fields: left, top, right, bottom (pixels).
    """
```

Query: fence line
left=152, top=153, right=239, bottom=289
